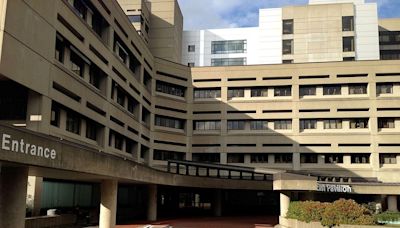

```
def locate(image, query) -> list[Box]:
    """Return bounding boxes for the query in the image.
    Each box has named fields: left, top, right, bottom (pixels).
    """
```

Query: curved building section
left=0, top=0, right=399, bottom=227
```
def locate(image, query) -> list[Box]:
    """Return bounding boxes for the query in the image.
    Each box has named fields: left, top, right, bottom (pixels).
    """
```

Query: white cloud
left=178, top=0, right=400, bottom=30
left=177, top=0, right=243, bottom=30
left=177, top=0, right=308, bottom=30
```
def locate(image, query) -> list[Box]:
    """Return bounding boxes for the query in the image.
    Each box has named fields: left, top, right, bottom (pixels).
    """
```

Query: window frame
left=342, top=16, right=354, bottom=32
left=343, top=36, right=355, bottom=52
left=283, top=19, right=294, bottom=34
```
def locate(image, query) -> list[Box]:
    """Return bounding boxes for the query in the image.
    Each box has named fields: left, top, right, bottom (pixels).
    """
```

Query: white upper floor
left=182, top=0, right=380, bottom=67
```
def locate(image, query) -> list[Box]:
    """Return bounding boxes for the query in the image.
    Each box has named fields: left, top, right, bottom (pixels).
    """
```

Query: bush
left=286, top=198, right=376, bottom=227
left=375, top=211, right=400, bottom=222
left=321, top=199, right=375, bottom=227
left=287, top=201, right=328, bottom=223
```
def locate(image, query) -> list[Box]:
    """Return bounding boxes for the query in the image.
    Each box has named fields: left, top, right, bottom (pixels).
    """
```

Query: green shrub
left=286, top=198, right=376, bottom=227
left=375, top=211, right=400, bottom=222
left=321, top=199, right=375, bottom=227
left=287, top=201, right=328, bottom=223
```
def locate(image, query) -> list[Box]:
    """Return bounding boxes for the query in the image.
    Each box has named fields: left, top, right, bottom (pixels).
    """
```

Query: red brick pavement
left=116, top=216, right=278, bottom=228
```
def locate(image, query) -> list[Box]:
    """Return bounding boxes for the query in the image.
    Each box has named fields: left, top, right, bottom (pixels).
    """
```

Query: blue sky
left=177, top=0, right=400, bottom=30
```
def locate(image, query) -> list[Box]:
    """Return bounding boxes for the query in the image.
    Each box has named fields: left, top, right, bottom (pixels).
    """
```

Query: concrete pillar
left=280, top=192, right=291, bottom=218
left=26, top=92, right=52, bottom=134
left=0, top=166, right=29, bottom=228
left=99, top=180, right=118, bottom=228
left=213, top=189, right=222, bottom=217
left=147, top=184, right=157, bottom=221
left=388, top=195, right=398, bottom=212
left=27, top=176, right=43, bottom=216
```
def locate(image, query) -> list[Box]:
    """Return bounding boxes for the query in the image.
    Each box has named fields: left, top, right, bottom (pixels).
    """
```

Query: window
left=89, top=65, right=106, bottom=90
left=153, top=150, right=185, bottom=161
left=282, top=40, right=293, bottom=55
left=55, top=35, right=65, bottom=63
left=227, top=154, right=245, bottom=163
left=343, top=57, right=355, bottom=61
left=211, top=40, right=247, bottom=54
left=376, top=83, right=393, bottom=95
left=70, top=52, right=85, bottom=77
left=283, top=19, right=294, bottom=34
left=324, top=119, right=342, bottom=129
left=92, top=10, right=108, bottom=39
left=113, top=132, right=123, bottom=150
left=300, top=154, right=318, bottom=163
left=380, top=50, right=400, bottom=60
left=343, top=37, right=354, bottom=52
left=192, top=153, right=220, bottom=163
left=155, top=115, right=184, bottom=129
left=228, top=88, right=245, bottom=98
left=251, top=87, right=268, bottom=97
left=300, top=119, right=317, bottom=130
left=275, top=154, right=293, bottom=163
left=349, top=84, right=367, bottom=95
left=351, top=154, right=370, bottom=164
left=51, top=105, right=60, bottom=127
left=156, top=81, right=185, bottom=97
left=274, top=120, right=292, bottom=130
left=323, top=85, right=341, bottom=95
left=251, top=154, right=268, bottom=163
left=66, top=111, right=80, bottom=135
left=188, top=62, right=195, bottom=67
left=283, top=60, right=293, bottom=64
left=115, top=42, right=128, bottom=64
left=379, top=31, right=400, bottom=45
left=380, top=154, right=397, bottom=164
left=211, top=58, right=246, bottom=66
left=116, top=87, right=125, bottom=106
left=188, top=45, right=195, bottom=52
left=86, top=119, right=98, bottom=141
left=325, top=154, right=343, bottom=164
left=128, top=15, right=141, bottom=23
left=274, top=86, right=291, bottom=96
left=127, top=97, right=138, bottom=115
left=342, top=16, right=354, bottom=31
left=300, top=86, right=316, bottom=96
left=227, top=120, right=246, bottom=130
left=194, top=120, right=221, bottom=130
left=378, top=118, right=395, bottom=129
left=250, top=120, right=268, bottom=130
left=73, top=0, right=87, bottom=19
left=350, top=119, right=369, bottom=129
left=142, top=108, right=150, bottom=126
left=194, top=88, right=221, bottom=99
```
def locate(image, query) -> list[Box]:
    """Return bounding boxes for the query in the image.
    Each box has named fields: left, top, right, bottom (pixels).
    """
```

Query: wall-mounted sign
left=1, top=133, right=57, bottom=160
left=317, top=183, right=352, bottom=193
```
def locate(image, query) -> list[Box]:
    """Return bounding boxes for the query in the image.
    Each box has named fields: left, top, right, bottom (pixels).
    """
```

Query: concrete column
left=280, top=192, right=291, bottom=218
left=0, top=166, right=29, bottom=228
left=26, top=92, right=52, bottom=134
left=147, top=184, right=157, bottom=221
left=99, top=180, right=118, bottom=228
left=27, top=176, right=43, bottom=216
left=388, top=195, right=398, bottom=212
left=213, top=189, right=222, bottom=217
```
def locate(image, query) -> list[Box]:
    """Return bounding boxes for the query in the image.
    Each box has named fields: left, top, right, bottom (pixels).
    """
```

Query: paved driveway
left=115, top=216, right=278, bottom=228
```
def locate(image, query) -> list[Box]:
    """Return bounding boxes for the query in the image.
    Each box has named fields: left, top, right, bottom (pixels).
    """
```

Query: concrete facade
left=0, top=0, right=399, bottom=226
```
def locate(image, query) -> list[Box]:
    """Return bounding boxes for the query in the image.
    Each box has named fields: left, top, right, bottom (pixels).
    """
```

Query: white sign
left=1, top=133, right=57, bottom=160
left=317, top=183, right=352, bottom=193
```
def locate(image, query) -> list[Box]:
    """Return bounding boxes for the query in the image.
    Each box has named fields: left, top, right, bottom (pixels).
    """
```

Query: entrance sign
left=317, top=183, right=352, bottom=193
left=1, top=133, right=57, bottom=160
